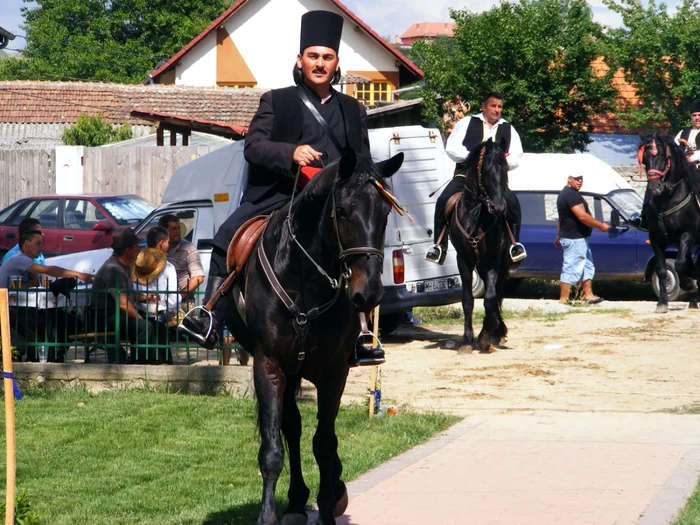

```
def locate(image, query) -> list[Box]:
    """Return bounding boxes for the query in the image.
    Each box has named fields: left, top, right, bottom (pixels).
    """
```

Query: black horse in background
left=450, top=138, right=511, bottom=352
left=638, top=132, right=700, bottom=313
left=222, top=149, right=403, bottom=525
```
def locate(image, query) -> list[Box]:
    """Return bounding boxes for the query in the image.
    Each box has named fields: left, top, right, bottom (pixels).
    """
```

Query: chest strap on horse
left=258, top=241, right=344, bottom=363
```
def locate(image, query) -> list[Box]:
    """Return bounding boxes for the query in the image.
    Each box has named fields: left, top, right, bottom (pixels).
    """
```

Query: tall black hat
left=691, top=98, right=700, bottom=114
left=300, top=11, right=343, bottom=54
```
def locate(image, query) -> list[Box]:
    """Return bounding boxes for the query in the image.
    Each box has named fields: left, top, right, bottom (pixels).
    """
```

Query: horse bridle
left=638, top=139, right=671, bottom=181
left=258, top=167, right=408, bottom=364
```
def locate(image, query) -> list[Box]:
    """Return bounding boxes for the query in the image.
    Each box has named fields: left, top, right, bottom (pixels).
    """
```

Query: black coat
left=211, top=85, right=369, bottom=259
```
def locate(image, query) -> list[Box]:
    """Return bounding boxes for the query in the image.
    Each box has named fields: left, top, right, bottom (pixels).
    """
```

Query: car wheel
left=472, top=269, right=485, bottom=298
left=651, top=258, right=688, bottom=302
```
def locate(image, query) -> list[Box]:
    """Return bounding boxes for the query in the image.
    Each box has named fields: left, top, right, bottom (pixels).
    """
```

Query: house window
left=217, top=82, right=258, bottom=88
left=354, top=82, right=391, bottom=106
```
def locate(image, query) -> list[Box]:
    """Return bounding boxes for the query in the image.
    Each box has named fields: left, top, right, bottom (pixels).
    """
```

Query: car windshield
left=97, top=196, right=156, bottom=226
left=607, top=190, right=643, bottom=218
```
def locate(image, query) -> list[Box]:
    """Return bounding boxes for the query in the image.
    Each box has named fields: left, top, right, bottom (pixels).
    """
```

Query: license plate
left=422, top=278, right=448, bottom=292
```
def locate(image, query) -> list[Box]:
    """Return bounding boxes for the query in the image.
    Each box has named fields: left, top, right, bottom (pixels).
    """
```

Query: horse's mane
left=462, top=139, right=505, bottom=173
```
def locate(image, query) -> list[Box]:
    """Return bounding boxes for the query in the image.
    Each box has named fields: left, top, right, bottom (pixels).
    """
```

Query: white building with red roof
left=148, top=0, right=423, bottom=107
left=399, top=23, right=455, bottom=46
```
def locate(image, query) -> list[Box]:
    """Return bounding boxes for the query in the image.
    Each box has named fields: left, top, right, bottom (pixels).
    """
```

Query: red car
left=0, top=194, right=155, bottom=259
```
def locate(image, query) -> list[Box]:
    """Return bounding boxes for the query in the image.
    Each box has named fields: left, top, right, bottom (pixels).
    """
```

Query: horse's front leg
left=676, top=233, right=698, bottom=293
left=477, top=267, right=500, bottom=352
left=312, top=367, right=349, bottom=525
left=280, top=376, right=310, bottom=525
left=254, top=353, right=286, bottom=525
left=456, top=256, right=476, bottom=351
left=651, top=242, right=669, bottom=313
left=491, top=251, right=510, bottom=347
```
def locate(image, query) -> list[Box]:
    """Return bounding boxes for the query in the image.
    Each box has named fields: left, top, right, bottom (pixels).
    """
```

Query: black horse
left=638, top=132, right=700, bottom=313
left=223, top=149, right=403, bottom=525
left=450, top=138, right=511, bottom=352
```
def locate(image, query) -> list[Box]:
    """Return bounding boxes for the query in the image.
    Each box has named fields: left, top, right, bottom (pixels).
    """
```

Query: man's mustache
left=312, top=68, right=327, bottom=74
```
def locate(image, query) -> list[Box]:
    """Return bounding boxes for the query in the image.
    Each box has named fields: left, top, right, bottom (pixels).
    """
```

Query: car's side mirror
left=610, top=209, right=621, bottom=228
left=92, top=221, right=112, bottom=232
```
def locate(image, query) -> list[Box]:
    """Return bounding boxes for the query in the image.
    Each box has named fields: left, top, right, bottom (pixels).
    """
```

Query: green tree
left=1, top=0, right=232, bottom=83
left=604, top=0, right=700, bottom=132
left=61, top=114, right=133, bottom=146
left=415, top=0, right=616, bottom=152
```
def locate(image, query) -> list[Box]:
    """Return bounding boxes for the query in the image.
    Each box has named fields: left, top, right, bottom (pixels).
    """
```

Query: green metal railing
left=6, top=283, right=241, bottom=365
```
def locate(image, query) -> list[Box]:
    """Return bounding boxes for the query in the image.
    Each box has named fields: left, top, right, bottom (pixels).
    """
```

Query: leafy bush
left=61, top=114, right=133, bottom=147
left=0, top=488, right=42, bottom=524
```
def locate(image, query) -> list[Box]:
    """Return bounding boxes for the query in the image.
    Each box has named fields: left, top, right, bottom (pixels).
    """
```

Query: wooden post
left=368, top=304, right=380, bottom=419
left=0, top=289, right=16, bottom=525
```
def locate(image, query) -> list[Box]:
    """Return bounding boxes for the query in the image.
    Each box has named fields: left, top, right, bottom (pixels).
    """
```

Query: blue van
left=502, top=153, right=684, bottom=301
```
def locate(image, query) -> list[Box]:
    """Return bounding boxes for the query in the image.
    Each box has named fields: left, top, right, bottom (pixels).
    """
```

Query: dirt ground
left=340, top=299, right=700, bottom=415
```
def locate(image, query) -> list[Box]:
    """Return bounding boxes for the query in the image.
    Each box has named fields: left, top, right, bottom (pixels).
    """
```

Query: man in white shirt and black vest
left=426, top=92, right=527, bottom=264
left=630, top=98, right=700, bottom=230
left=180, top=10, right=384, bottom=366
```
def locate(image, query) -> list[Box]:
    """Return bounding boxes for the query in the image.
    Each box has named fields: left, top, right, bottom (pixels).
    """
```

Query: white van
left=47, top=126, right=466, bottom=333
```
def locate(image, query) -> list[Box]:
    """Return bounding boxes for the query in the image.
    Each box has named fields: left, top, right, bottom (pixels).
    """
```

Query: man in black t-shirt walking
left=555, top=175, right=610, bottom=304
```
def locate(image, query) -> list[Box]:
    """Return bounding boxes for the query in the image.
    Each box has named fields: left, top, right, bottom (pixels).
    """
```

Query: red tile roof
left=400, top=23, right=455, bottom=40
left=0, top=81, right=266, bottom=126
left=150, top=0, right=423, bottom=82
left=589, top=58, right=643, bottom=133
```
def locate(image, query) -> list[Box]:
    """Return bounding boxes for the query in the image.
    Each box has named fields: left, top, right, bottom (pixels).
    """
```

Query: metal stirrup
left=509, top=243, right=527, bottom=263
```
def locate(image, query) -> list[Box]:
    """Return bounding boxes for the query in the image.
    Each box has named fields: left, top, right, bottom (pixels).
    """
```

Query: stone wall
left=613, top=165, right=645, bottom=197
left=14, top=363, right=255, bottom=396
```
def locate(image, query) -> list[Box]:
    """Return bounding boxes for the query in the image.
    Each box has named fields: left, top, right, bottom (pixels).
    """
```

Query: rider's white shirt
left=674, top=128, right=700, bottom=163
left=445, top=112, right=523, bottom=170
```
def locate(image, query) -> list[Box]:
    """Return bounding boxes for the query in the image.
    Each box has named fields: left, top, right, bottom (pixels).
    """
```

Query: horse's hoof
left=333, top=488, right=349, bottom=517
left=656, top=304, right=669, bottom=314
left=281, top=513, right=308, bottom=525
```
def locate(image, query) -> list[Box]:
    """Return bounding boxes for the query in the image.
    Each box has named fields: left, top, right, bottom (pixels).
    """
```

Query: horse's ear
left=639, top=132, right=652, bottom=143
left=499, top=136, right=508, bottom=152
left=338, top=148, right=357, bottom=180
left=376, top=152, right=404, bottom=179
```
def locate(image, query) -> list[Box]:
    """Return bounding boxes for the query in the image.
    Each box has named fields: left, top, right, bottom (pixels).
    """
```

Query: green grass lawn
left=0, top=389, right=458, bottom=524
left=675, top=478, right=700, bottom=525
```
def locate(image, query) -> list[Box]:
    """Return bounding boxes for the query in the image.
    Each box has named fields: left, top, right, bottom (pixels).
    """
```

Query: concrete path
left=309, top=412, right=700, bottom=525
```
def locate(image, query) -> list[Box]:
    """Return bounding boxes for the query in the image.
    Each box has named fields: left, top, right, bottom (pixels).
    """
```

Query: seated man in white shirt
left=131, top=227, right=179, bottom=364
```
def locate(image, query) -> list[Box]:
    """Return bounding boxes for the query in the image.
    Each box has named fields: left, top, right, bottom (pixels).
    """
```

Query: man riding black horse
left=180, top=10, right=385, bottom=366
left=426, top=92, right=527, bottom=265
left=631, top=98, right=700, bottom=231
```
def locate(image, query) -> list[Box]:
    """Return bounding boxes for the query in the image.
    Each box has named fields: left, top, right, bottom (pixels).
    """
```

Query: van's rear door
left=383, top=128, right=460, bottom=285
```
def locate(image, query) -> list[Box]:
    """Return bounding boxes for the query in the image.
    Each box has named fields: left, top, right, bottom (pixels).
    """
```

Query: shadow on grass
left=201, top=501, right=262, bottom=525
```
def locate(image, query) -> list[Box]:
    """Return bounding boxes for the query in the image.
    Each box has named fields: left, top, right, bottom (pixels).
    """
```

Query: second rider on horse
left=180, top=10, right=385, bottom=366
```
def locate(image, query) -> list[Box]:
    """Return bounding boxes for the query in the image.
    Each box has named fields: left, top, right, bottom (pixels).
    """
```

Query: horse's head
left=638, top=132, right=685, bottom=197
left=465, top=137, right=509, bottom=216
left=306, top=148, right=404, bottom=312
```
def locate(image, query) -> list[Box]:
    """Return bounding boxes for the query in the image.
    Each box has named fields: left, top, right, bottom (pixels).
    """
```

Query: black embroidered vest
left=454, top=117, right=512, bottom=175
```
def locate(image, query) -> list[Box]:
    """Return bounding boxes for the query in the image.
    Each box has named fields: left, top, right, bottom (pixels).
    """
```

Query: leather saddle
left=226, top=215, right=269, bottom=276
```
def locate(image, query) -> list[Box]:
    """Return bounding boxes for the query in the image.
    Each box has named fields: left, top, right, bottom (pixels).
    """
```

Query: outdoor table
left=7, top=284, right=91, bottom=309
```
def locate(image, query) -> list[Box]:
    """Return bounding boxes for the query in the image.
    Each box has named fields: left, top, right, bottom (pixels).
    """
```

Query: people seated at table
left=90, top=228, right=156, bottom=364
left=158, top=214, right=205, bottom=297
left=1, top=218, right=46, bottom=265
left=0, top=230, right=92, bottom=362
left=0, top=230, right=93, bottom=288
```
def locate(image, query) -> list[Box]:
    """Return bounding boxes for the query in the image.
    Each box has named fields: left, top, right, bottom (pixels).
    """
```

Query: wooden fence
left=0, top=145, right=224, bottom=209
left=0, top=150, right=56, bottom=209
left=82, top=146, right=221, bottom=204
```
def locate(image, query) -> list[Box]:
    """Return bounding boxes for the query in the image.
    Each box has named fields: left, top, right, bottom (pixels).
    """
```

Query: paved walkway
left=310, top=412, right=700, bottom=525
